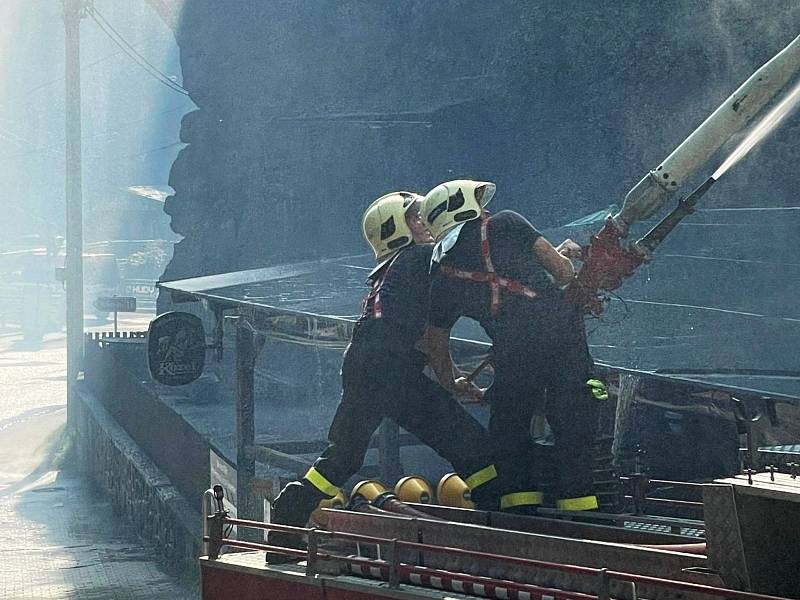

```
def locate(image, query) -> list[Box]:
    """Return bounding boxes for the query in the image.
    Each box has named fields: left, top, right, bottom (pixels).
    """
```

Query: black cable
left=121, top=140, right=183, bottom=159
left=88, top=5, right=188, bottom=95
left=86, top=6, right=189, bottom=96
left=88, top=7, right=188, bottom=95
left=586, top=290, right=630, bottom=335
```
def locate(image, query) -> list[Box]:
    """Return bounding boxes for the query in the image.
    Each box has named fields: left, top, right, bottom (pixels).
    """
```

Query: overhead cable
left=86, top=5, right=189, bottom=96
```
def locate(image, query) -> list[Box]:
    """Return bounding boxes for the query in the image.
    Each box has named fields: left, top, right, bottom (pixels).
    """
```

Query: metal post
left=612, top=374, right=639, bottom=464
left=64, top=0, right=85, bottom=429
left=387, top=538, right=400, bottom=589
left=236, top=319, right=263, bottom=540
left=207, top=512, right=225, bottom=560
left=597, top=568, right=611, bottom=600
left=306, top=529, right=320, bottom=578
left=378, top=419, right=402, bottom=484
left=202, top=489, right=216, bottom=557
left=632, top=472, right=649, bottom=516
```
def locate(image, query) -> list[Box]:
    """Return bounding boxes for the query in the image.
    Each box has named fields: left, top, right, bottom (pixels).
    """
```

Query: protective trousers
left=270, top=339, right=497, bottom=553
left=488, top=304, right=601, bottom=511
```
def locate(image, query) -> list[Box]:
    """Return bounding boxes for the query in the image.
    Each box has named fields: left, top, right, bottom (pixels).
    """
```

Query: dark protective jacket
left=429, top=210, right=599, bottom=505
left=270, top=243, right=498, bottom=543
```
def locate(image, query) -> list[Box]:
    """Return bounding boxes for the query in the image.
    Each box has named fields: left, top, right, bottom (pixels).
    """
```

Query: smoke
left=713, top=78, right=800, bottom=179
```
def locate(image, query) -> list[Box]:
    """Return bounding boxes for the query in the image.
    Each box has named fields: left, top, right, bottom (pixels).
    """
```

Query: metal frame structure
left=159, top=264, right=800, bottom=534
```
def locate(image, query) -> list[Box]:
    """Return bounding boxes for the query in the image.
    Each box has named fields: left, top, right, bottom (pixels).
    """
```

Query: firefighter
left=421, top=179, right=605, bottom=513
left=268, top=191, right=498, bottom=561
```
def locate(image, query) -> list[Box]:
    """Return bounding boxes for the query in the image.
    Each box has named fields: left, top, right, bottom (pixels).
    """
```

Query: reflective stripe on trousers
left=303, top=466, right=341, bottom=497
left=557, top=495, right=599, bottom=511
left=464, top=464, right=497, bottom=490
left=500, top=491, right=544, bottom=510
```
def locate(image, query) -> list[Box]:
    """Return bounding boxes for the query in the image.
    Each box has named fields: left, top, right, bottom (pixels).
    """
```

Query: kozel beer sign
left=147, top=312, right=206, bottom=386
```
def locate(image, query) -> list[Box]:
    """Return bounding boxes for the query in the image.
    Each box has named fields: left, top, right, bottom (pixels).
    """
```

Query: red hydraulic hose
left=377, top=497, right=445, bottom=520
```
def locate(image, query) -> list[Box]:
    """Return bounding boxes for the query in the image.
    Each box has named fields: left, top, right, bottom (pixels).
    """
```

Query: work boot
left=266, top=481, right=324, bottom=565
left=556, top=495, right=599, bottom=511
left=469, top=479, right=502, bottom=512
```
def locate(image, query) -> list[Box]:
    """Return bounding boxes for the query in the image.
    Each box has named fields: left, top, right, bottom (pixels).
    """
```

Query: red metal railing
left=204, top=516, right=793, bottom=600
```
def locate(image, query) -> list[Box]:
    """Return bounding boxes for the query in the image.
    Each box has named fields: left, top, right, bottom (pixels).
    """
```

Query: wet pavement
left=0, top=315, right=196, bottom=599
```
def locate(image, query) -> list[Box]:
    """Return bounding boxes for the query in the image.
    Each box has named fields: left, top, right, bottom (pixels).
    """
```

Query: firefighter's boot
left=468, top=473, right=503, bottom=512
left=556, top=495, right=599, bottom=512
left=267, top=481, right=325, bottom=564
left=499, top=490, right=544, bottom=515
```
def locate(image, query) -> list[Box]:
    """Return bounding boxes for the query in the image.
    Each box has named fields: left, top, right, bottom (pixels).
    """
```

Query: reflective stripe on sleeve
left=303, top=466, right=341, bottom=497
left=464, top=464, right=498, bottom=490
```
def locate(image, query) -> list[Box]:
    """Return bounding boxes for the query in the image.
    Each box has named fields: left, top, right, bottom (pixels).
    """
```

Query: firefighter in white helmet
left=421, top=179, right=605, bottom=513
left=268, top=191, right=498, bottom=561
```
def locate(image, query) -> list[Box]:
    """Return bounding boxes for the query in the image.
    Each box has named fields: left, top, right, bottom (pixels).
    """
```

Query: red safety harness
left=361, top=252, right=401, bottom=320
left=439, top=212, right=538, bottom=315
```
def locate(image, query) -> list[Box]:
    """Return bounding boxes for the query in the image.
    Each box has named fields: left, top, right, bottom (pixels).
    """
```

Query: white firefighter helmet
left=362, top=191, right=422, bottom=260
left=422, top=179, right=496, bottom=241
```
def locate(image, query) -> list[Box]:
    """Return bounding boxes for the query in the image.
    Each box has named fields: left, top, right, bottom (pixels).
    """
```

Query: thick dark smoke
left=161, top=1, right=800, bottom=275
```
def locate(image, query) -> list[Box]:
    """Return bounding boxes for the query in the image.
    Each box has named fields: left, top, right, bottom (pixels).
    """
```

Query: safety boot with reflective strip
left=500, top=490, right=545, bottom=513
left=438, top=465, right=499, bottom=510
left=463, top=463, right=497, bottom=491
left=556, top=495, right=599, bottom=511
left=303, top=466, right=342, bottom=498
left=464, top=463, right=500, bottom=510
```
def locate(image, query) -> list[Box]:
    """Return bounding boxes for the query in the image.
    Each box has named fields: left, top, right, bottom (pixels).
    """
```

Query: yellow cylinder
left=436, top=473, right=475, bottom=509
left=395, top=476, right=433, bottom=504
left=350, top=479, right=388, bottom=503
left=310, top=490, right=346, bottom=527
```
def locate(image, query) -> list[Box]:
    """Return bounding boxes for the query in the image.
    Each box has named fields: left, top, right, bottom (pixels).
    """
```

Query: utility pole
left=64, top=0, right=85, bottom=428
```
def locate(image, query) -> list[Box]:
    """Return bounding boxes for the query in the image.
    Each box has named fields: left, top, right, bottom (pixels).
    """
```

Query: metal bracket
left=306, top=529, right=320, bottom=578
left=386, top=538, right=400, bottom=589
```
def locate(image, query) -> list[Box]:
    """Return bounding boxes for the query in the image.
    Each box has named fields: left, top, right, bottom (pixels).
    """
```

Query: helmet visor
left=403, top=195, right=422, bottom=218
left=474, top=183, right=496, bottom=207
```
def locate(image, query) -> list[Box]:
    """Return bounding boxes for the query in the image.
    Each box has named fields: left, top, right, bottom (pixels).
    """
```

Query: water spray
left=612, top=33, right=800, bottom=235
left=568, top=46, right=800, bottom=315
left=634, top=77, right=800, bottom=256
left=713, top=78, right=800, bottom=179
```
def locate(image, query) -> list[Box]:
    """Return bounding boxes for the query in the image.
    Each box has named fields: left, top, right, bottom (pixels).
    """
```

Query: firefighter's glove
left=557, top=239, right=584, bottom=260
left=453, top=377, right=485, bottom=402
left=586, top=378, right=608, bottom=401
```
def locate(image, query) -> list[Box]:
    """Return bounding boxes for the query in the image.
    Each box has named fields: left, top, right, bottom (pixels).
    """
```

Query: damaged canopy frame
left=156, top=254, right=800, bottom=528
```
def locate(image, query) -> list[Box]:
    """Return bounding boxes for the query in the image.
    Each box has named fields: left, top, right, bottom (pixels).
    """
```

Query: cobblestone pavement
left=0, top=472, right=196, bottom=600
left=0, top=315, right=196, bottom=599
